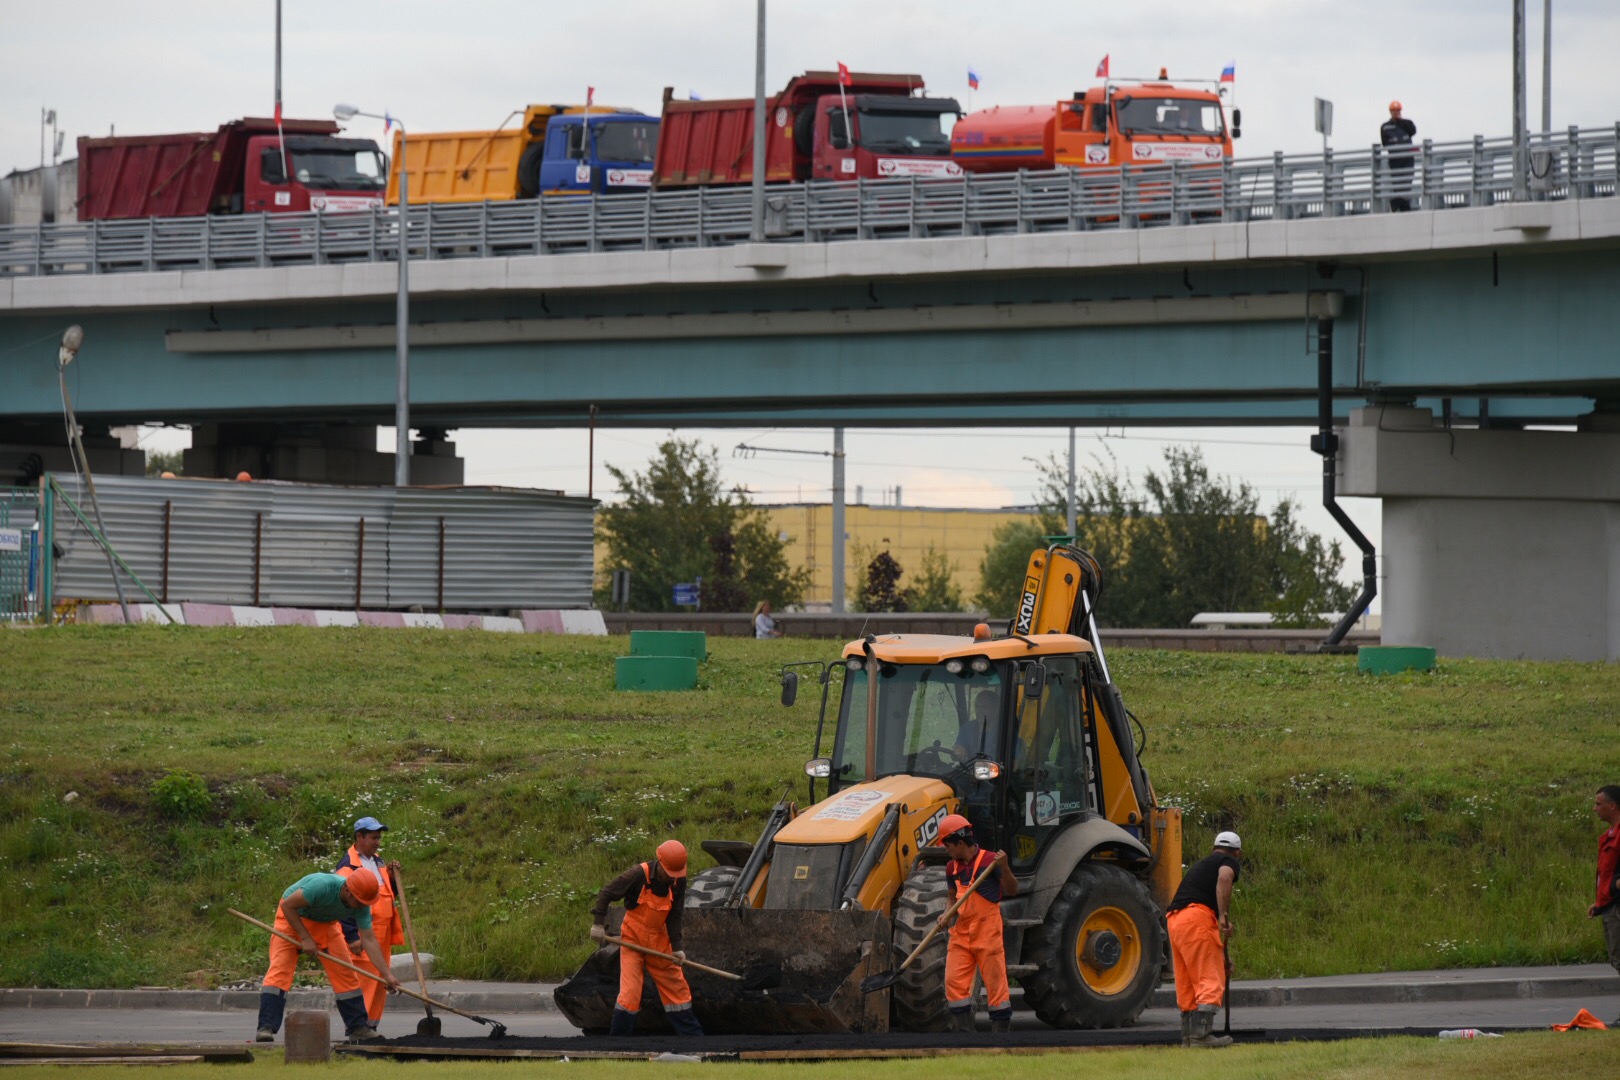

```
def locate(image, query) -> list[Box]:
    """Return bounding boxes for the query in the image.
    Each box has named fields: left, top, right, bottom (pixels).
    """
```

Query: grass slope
left=1, top=626, right=1616, bottom=988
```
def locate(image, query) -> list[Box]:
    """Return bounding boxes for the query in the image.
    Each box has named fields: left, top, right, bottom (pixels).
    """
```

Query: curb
left=1149, top=973, right=1620, bottom=1010
left=0, top=987, right=561, bottom=1015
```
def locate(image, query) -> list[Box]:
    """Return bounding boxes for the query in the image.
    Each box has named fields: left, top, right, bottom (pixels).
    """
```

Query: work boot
left=346, top=1024, right=382, bottom=1043
left=1187, top=1006, right=1232, bottom=1048
left=608, top=1007, right=638, bottom=1036
left=665, top=1006, right=705, bottom=1037
left=949, top=1008, right=975, bottom=1033
left=254, top=988, right=286, bottom=1040
left=989, top=1012, right=1011, bottom=1034
left=1179, top=1011, right=1193, bottom=1047
left=335, top=993, right=372, bottom=1041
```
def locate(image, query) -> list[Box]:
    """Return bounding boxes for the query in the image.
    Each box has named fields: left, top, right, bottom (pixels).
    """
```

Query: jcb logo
left=1015, top=577, right=1041, bottom=634
left=1016, top=835, right=1038, bottom=861
left=914, top=806, right=948, bottom=848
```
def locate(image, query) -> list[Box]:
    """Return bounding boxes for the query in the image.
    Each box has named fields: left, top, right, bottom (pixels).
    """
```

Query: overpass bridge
left=2, top=126, right=1618, bottom=660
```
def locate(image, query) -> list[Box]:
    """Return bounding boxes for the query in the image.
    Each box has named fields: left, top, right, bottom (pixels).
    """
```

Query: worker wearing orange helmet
left=255, top=868, right=401, bottom=1044
left=589, top=839, right=704, bottom=1036
left=936, top=813, right=1019, bottom=1033
left=335, top=816, right=406, bottom=1024
left=1380, top=100, right=1418, bottom=211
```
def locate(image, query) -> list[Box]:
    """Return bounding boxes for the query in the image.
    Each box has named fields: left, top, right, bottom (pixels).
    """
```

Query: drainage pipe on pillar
left=1310, top=316, right=1376, bottom=647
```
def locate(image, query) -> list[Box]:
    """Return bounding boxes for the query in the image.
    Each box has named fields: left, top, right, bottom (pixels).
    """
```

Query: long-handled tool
left=1223, top=939, right=1232, bottom=1036
left=228, top=908, right=508, bottom=1039
left=600, top=933, right=743, bottom=981
left=861, top=859, right=998, bottom=994
left=390, top=867, right=438, bottom=1038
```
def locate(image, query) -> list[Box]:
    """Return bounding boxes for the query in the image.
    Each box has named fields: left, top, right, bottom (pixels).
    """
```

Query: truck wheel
left=517, top=143, right=546, bottom=199
left=793, top=107, right=817, bottom=159
left=1020, top=863, right=1165, bottom=1028
left=685, top=865, right=744, bottom=908
left=889, top=864, right=952, bottom=1032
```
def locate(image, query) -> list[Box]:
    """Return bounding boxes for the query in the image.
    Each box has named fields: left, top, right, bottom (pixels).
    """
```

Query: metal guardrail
left=2, top=127, right=1614, bottom=278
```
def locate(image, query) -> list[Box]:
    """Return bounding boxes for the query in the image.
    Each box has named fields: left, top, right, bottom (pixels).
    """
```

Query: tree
left=856, top=549, right=908, bottom=613
left=145, top=450, right=183, bottom=477
left=1022, top=446, right=1353, bottom=628
left=908, top=546, right=966, bottom=613
left=596, top=438, right=810, bottom=612
left=975, top=517, right=1054, bottom=616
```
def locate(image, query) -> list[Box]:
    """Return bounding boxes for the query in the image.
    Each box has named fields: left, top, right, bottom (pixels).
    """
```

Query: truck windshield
left=830, top=663, right=1004, bottom=787
left=1115, top=97, right=1225, bottom=137
left=594, top=121, right=659, bottom=165
left=290, top=149, right=388, bottom=191
left=856, top=108, right=957, bottom=155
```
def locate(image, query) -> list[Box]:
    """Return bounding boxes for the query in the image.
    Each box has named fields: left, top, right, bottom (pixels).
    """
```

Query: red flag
left=586, top=86, right=595, bottom=107
left=1096, top=54, right=1110, bottom=78
left=274, top=100, right=282, bottom=125
left=837, top=62, right=852, bottom=87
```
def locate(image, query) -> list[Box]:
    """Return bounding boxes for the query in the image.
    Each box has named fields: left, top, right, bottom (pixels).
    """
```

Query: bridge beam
left=1341, top=404, right=1620, bottom=661
left=182, top=422, right=464, bottom=485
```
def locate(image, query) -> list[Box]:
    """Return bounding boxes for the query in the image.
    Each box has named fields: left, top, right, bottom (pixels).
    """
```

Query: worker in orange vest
left=335, top=816, right=407, bottom=1024
left=589, top=839, right=704, bottom=1036
left=936, top=813, right=1018, bottom=1033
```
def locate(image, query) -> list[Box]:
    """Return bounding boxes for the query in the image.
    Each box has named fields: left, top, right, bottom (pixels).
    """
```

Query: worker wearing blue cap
left=335, top=816, right=406, bottom=1024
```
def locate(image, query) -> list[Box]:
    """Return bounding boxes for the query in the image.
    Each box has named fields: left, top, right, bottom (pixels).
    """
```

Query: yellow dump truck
left=556, top=544, right=1184, bottom=1035
left=386, top=103, right=658, bottom=203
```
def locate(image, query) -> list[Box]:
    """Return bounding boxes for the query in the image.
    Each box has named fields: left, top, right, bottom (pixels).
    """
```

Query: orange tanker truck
left=951, top=71, right=1238, bottom=174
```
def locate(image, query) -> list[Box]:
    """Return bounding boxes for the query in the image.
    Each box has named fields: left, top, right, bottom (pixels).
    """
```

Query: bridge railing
left=2, top=125, right=1615, bottom=278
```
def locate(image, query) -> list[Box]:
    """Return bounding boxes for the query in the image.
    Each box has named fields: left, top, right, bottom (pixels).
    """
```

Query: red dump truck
left=77, top=118, right=387, bottom=220
left=653, top=71, right=963, bottom=187
left=951, top=73, right=1237, bottom=173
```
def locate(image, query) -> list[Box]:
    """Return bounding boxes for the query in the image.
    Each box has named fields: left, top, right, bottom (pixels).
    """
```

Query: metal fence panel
left=47, top=474, right=594, bottom=612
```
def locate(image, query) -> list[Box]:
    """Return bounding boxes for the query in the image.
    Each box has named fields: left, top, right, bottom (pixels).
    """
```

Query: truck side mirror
left=780, top=671, right=799, bottom=707
left=1022, top=661, right=1048, bottom=700
left=1231, top=109, right=1242, bottom=139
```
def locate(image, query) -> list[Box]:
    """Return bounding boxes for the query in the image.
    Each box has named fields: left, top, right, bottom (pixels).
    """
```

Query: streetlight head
left=62, top=325, right=84, bottom=351
left=333, top=103, right=359, bottom=121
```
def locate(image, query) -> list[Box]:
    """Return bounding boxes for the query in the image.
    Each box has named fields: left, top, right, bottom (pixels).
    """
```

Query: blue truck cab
left=533, top=113, right=660, bottom=196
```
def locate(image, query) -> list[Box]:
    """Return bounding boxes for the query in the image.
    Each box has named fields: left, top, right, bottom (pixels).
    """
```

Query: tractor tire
left=516, top=142, right=546, bottom=199
left=685, top=865, right=744, bottom=908
left=1019, top=863, right=1165, bottom=1029
left=889, top=864, right=953, bottom=1032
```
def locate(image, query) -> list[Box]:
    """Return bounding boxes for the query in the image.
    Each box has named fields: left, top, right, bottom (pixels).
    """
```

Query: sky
left=5, top=1, right=1618, bottom=594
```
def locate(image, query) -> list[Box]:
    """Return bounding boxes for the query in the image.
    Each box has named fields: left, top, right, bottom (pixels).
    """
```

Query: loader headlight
left=846, top=658, right=864, bottom=672
left=970, top=657, right=991, bottom=674
left=805, top=757, right=832, bottom=778
left=971, top=761, right=1003, bottom=782
left=945, top=659, right=965, bottom=674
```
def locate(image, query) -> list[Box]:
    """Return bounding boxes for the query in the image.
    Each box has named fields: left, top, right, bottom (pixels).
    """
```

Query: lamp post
left=335, top=103, right=411, bottom=486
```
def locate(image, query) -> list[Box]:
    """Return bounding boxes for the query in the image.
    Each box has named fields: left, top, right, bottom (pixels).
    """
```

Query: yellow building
left=760, top=503, right=1036, bottom=610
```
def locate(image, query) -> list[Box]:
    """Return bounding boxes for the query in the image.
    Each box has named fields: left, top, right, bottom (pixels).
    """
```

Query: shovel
left=861, top=859, right=999, bottom=994
left=390, top=867, right=439, bottom=1038
left=229, top=907, right=509, bottom=1038
left=599, top=932, right=743, bottom=981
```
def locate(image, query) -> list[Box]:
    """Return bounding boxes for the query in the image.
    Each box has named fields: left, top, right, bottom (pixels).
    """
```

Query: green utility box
left=1357, top=645, right=1437, bottom=675
left=615, top=655, right=700, bottom=691
left=630, top=630, right=708, bottom=662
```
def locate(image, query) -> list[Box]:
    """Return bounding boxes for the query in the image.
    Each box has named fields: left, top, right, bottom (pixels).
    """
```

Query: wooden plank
left=0, top=1043, right=251, bottom=1062
left=337, top=1045, right=737, bottom=1062
left=0, top=1056, right=205, bottom=1066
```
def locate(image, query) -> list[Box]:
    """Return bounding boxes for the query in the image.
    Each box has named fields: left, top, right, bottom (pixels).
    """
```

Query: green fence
left=0, top=485, right=49, bottom=623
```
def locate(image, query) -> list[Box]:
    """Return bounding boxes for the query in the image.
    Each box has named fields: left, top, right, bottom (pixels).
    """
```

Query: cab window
left=1009, top=657, right=1092, bottom=869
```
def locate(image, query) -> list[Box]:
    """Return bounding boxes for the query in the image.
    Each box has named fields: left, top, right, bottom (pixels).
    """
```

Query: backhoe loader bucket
left=553, top=909, right=894, bottom=1035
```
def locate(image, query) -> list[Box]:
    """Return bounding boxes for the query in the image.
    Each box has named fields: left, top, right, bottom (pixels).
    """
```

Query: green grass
left=1, top=625, right=1617, bottom=989
left=0, top=1033, right=1610, bottom=1078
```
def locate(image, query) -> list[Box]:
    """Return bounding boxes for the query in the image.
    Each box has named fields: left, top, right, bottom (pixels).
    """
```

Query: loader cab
left=823, top=644, right=1101, bottom=869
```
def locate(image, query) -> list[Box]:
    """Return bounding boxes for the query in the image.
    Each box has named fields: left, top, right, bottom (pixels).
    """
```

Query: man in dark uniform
left=1381, top=101, right=1418, bottom=211
left=1166, top=830, right=1242, bottom=1048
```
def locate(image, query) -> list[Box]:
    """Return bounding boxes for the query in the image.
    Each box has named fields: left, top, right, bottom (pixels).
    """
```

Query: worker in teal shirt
left=256, top=869, right=400, bottom=1043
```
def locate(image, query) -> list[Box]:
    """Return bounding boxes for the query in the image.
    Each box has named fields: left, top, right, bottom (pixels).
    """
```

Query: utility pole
left=1066, top=427, right=1077, bottom=537
left=1512, top=0, right=1529, bottom=200
left=1540, top=0, right=1551, bottom=134
left=831, top=428, right=846, bottom=613
left=749, top=0, right=767, bottom=243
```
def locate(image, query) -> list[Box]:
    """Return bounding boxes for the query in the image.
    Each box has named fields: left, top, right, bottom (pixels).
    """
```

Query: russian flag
left=968, top=68, right=980, bottom=90
left=1220, top=60, right=1235, bottom=83
left=837, top=62, right=852, bottom=87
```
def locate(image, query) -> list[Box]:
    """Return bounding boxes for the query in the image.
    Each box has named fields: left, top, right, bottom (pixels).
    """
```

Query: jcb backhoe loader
left=555, top=545, right=1182, bottom=1034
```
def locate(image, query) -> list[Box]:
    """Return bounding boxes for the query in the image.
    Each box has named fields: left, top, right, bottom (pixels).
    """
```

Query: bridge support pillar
left=183, top=423, right=464, bottom=486
left=1340, top=404, right=1620, bottom=661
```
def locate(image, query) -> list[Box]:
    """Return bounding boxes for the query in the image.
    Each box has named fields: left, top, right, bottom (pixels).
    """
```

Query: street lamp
left=335, top=103, right=411, bottom=486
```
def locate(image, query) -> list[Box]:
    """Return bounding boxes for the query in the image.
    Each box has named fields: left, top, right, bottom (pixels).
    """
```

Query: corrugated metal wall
left=49, top=475, right=595, bottom=610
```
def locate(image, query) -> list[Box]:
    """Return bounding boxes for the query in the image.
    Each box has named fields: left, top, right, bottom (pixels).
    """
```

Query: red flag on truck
left=837, top=62, right=852, bottom=87
left=586, top=86, right=595, bottom=107
left=1096, top=55, right=1110, bottom=78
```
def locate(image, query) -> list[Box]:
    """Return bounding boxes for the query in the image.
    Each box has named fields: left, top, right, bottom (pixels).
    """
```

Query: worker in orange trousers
left=1167, top=830, right=1242, bottom=1048
left=590, top=839, right=704, bottom=1036
left=335, top=816, right=407, bottom=1023
left=937, top=813, right=1018, bottom=1033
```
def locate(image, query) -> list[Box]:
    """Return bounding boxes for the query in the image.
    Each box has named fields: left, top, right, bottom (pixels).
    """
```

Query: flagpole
left=274, top=0, right=287, bottom=180
left=836, top=68, right=851, bottom=147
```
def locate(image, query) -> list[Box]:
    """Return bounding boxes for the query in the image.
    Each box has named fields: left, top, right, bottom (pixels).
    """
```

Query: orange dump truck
left=951, top=73, right=1238, bottom=173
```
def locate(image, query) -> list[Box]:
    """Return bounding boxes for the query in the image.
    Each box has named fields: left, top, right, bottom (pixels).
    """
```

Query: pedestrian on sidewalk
left=1167, top=830, right=1242, bottom=1048
left=255, top=869, right=401, bottom=1043
left=936, top=813, right=1018, bottom=1033
left=1589, top=784, right=1620, bottom=1024
left=335, top=816, right=406, bottom=1026
left=589, top=839, right=704, bottom=1036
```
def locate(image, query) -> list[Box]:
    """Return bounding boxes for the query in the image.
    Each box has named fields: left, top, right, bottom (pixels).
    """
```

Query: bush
left=150, top=771, right=212, bottom=821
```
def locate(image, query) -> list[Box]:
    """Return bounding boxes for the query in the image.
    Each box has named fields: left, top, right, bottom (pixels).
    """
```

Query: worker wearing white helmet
left=1166, top=830, right=1243, bottom=1048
